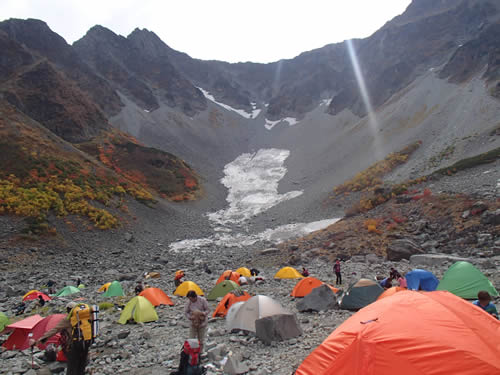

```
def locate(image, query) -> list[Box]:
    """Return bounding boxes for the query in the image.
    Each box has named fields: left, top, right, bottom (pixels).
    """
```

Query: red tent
left=2, top=314, right=66, bottom=351
left=23, top=291, right=51, bottom=302
left=295, top=291, right=500, bottom=375
left=32, top=314, right=66, bottom=349
left=2, top=315, right=43, bottom=350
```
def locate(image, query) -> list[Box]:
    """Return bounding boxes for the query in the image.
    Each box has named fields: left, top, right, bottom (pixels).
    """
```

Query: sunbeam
left=345, top=38, right=383, bottom=159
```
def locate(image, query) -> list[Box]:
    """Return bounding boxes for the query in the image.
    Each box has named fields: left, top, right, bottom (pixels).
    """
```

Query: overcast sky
left=1, top=0, right=412, bottom=63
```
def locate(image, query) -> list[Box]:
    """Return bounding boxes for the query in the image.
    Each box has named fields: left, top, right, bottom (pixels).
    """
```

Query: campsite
left=1, top=251, right=498, bottom=374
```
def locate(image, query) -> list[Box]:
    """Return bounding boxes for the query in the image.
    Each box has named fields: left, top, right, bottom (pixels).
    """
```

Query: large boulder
left=409, top=254, right=470, bottom=267
left=296, top=284, right=338, bottom=312
left=255, top=314, right=302, bottom=345
left=386, top=239, right=424, bottom=261
left=481, top=209, right=500, bottom=225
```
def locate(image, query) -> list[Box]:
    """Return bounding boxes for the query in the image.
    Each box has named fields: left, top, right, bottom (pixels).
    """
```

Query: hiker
left=333, top=259, right=342, bottom=285
left=184, top=290, right=209, bottom=353
left=47, top=280, right=56, bottom=294
left=389, top=267, right=401, bottom=280
left=238, top=275, right=248, bottom=285
left=14, top=302, right=26, bottom=316
left=174, top=270, right=185, bottom=289
left=473, top=291, right=498, bottom=319
left=398, top=276, right=407, bottom=288
left=379, top=277, right=393, bottom=289
left=203, top=263, right=212, bottom=274
left=250, top=268, right=260, bottom=276
left=33, top=301, right=96, bottom=374
left=301, top=267, right=310, bottom=277
left=134, top=281, right=144, bottom=295
left=38, top=295, right=46, bottom=307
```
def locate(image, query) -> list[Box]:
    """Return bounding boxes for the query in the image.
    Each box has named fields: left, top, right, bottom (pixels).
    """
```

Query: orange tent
left=377, top=286, right=407, bottom=301
left=216, top=270, right=241, bottom=285
left=291, top=277, right=339, bottom=298
left=213, top=291, right=252, bottom=317
left=139, top=288, right=174, bottom=306
left=295, top=291, right=500, bottom=375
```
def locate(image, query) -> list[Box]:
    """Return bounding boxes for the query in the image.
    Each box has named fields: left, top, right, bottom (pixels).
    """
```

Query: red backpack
left=183, top=339, right=200, bottom=366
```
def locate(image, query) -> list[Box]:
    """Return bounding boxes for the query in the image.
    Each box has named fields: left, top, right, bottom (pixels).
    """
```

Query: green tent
left=207, top=280, right=241, bottom=301
left=436, top=261, right=498, bottom=299
left=340, top=278, right=384, bottom=311
left=102, top=281, right=125, bottom=297
left=55, top=286, right=80, bottom=297
left=0, top=312, right=10, bottom=332
left=118, top=296, right=158, bottom=324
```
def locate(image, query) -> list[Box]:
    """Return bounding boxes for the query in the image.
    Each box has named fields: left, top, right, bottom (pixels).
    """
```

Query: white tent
left=226, top=295, right=290, bottom=332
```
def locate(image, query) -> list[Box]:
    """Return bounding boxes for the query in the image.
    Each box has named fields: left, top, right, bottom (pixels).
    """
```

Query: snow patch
left=197, top=86, right=260, bottom=119
left=320, top=99, right=332, bottom=106
left=208, top=148, right=303, bottom=226
left=169, top=218, right=340, bottom=252
left=264, top=117, right=299, bottom=130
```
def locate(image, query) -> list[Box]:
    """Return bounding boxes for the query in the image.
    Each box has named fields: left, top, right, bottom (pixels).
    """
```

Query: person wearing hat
left=33, top=302, right=91, bottom=374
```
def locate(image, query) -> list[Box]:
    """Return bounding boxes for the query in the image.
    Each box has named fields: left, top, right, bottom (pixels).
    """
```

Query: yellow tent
left=98, top=282, right=111, bottom=292
left=274, top=267, right=304, bottom=279
left=117, top=296, right=158, bottom=324
left=174, top=281, right=204, bottom=296
left=236, top=267, right=252, bottom=277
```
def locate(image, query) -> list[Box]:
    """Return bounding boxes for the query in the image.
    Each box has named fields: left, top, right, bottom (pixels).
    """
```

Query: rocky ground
left=0, top=160, right=499, bottom=375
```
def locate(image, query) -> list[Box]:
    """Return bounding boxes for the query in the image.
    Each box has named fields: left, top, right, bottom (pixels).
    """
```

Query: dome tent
left=405, top=269, right=439, bottom=291
left=339, top=278, right=384, bottom=310
left=118, top=296, right=158, bottom=324
left=139, top=287, right=174, bottom=306
left=102, top=281, right=125, bottom=297
left=207, top=280, right=241, bottom=301
left=226, top=295, right=290, bottom=332
left=296, top=291, right=500, bottom=375
left=436, top=261, right=498, bottom=299
left=291, top=277, right=339, bottom=298
left=274, top=266, right=304, bottom=279
left=174, top=281, right=204, bottom=296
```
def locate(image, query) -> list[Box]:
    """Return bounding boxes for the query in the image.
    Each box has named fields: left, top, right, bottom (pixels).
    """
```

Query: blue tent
left=405, top=269, right=439, bottom=291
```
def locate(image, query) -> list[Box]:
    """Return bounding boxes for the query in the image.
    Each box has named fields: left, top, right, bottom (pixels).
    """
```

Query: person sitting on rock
left=38, top=295, right=46, bottom=308
left=473, top=291, right=498, bottom=319
left=301, top=267, right=310, bottom=277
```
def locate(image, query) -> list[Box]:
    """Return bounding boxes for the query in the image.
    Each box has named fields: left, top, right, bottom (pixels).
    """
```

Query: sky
left=1, top=0, right=412, bottom=63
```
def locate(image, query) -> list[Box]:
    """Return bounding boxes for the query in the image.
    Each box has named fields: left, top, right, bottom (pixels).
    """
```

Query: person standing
left=334, top=259, right=342, bottom=285
left=184, top=290, right=209, bottom=353
left=34, top=302, right=94, bottom=375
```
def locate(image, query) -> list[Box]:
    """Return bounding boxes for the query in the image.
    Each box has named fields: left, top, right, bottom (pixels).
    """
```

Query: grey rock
left=255, top=314, right=302, bottom=344
left=387, top=239, right=424, bottom=261
left=223, top=354, right=250, bottom=375
left=480, top=209, right=500, bottom=225
left=296, top=284, right=338, bottom=312
left=259, top=248, right=279, bottom=255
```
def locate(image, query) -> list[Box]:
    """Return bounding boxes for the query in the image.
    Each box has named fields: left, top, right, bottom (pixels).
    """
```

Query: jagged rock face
left=440, top=22, right=500, bottom=83
left=74, top=27, right=207, bottom=116
left=0, top=18, right=123, bottom=116
left=1, top=60, right=109, bottom=142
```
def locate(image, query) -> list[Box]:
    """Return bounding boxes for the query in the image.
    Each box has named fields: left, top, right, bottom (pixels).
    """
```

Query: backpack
left=69, top=303, right=98, bottom=342
left=170, top=339, right=206, bottom=375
